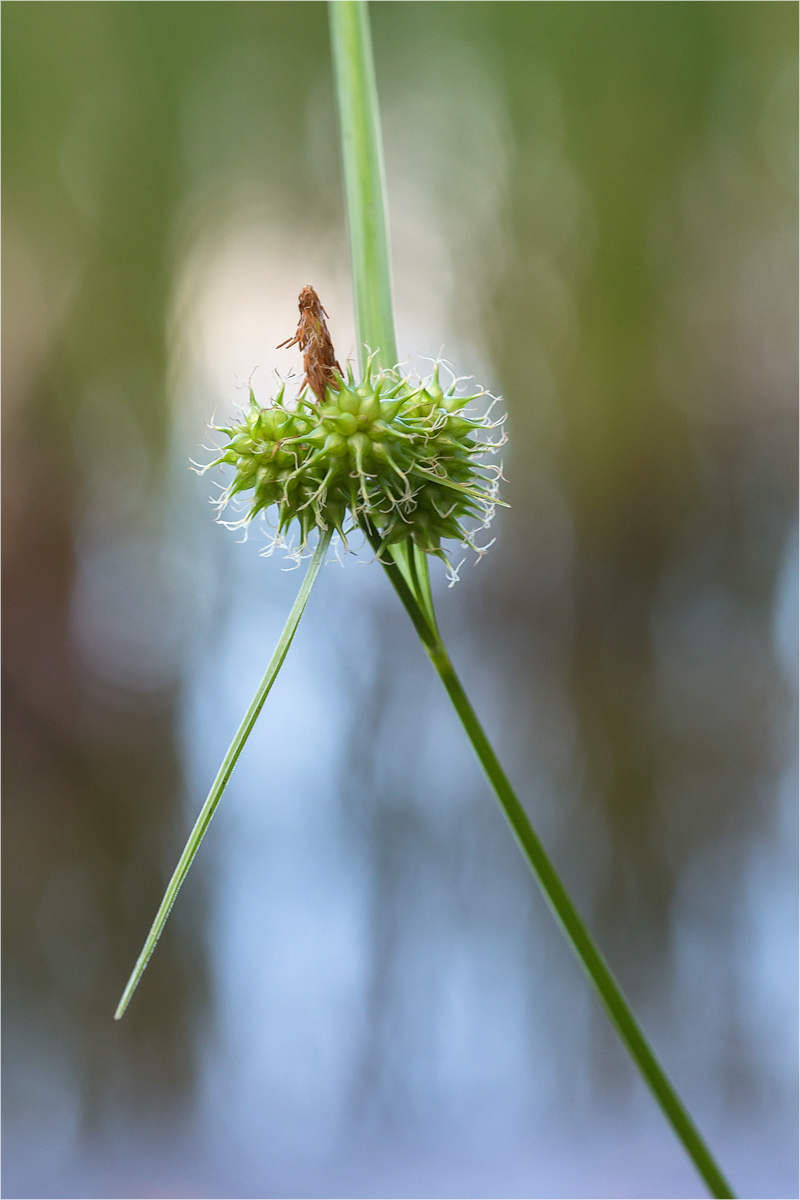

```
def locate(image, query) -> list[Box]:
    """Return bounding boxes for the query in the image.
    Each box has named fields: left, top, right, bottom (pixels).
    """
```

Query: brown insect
left=277, top=285, right=342, bottom=403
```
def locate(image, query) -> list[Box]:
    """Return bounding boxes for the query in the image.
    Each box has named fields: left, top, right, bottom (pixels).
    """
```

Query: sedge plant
left=116, top=3, right=735, bottom=1197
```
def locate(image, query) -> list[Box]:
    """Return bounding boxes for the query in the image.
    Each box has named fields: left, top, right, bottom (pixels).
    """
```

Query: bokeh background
left=3, top=3, right=797, bottom=1198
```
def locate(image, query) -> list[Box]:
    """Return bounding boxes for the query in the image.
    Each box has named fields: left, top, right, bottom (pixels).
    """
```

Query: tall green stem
left=369, top=531, right=734, bottom=1198
left=330, top=0, right=397, bottom=372
left=115, top=529, right=332, bottom=1019
left=330, top=3, right=734, bottom=1196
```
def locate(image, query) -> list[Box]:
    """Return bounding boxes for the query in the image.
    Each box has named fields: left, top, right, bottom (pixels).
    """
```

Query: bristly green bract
left=208, top=359, right=507, bottom=569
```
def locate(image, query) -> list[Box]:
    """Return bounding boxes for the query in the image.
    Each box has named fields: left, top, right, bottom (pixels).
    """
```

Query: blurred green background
left=3, top=3, right=797, bottom=1197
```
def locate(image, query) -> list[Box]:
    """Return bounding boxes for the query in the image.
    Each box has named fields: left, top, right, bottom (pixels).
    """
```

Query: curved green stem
left=365, top=528, right=734, bottom=1199
left=115, top=529, right=332, bottom=1019
left=432, top=652, right=733, bottom=1199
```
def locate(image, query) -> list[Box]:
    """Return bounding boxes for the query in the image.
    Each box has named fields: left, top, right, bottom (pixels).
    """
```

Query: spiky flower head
left=207, top=356, right=506, bottom=571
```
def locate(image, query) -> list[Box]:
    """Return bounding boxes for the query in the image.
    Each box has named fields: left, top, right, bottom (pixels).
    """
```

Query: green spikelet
left=208, top=359, right=507, bottom=568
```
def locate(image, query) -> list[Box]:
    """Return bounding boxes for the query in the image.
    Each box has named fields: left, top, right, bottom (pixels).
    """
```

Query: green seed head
left=206, top=361, right=507, bottom=572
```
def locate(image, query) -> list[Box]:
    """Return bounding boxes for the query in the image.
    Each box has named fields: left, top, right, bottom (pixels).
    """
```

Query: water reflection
left=3, top=3, right=796, bottom=1198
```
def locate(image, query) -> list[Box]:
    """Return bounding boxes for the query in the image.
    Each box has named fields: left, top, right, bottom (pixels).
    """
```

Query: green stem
left=367, top=533, right=734, bottom=1200
left=115, top=529, right=332, bottom=1019
left=334, top=4, right=734, bottom=1194
left=432, top=661, right=732, bottom=1196
left=329, top=0, right=397, bottom=373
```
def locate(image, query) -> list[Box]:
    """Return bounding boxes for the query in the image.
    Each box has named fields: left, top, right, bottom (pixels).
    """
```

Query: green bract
left=209, top=360, right=506, bottom=569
